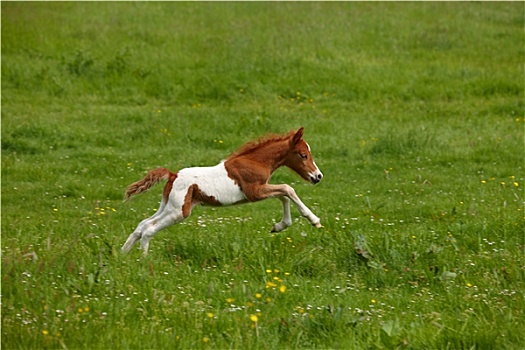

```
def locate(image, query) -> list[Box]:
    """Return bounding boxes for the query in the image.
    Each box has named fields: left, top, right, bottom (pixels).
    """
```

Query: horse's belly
left=177, top=162, right=246, bottom=206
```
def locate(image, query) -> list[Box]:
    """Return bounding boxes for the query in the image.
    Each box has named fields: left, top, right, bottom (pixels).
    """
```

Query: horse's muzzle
left=310, top=172, right=323, bottom=184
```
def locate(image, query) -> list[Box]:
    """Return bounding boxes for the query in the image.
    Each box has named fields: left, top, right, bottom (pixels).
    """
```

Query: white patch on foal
left=175, top=161, right=246, bottom=206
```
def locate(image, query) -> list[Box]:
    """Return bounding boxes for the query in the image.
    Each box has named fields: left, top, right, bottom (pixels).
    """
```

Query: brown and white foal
left=122, top=127, right=323, bottom=254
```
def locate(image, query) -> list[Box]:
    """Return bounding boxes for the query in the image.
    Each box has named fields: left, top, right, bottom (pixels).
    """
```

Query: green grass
left=2, top=2, right=524, bottom=349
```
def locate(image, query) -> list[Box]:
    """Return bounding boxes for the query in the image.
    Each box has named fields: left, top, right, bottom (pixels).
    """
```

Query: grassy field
left=2, top=2, right=524, bottom=349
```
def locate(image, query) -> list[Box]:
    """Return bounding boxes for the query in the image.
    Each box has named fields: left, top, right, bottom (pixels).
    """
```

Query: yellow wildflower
left=266, top=282, right=277, bottom=288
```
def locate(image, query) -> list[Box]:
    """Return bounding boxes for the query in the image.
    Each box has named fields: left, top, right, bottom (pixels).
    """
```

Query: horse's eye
left=300, top=154, right=308, bottom=159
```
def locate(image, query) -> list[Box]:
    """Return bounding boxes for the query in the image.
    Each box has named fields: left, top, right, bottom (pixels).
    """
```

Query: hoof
left=271, top=221, right=291, bottom=233
left=313, top=222, right=323, bottom=228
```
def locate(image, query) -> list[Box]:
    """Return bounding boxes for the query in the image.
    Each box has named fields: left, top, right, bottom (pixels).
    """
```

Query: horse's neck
left=239, top=140, right=290, bottom=173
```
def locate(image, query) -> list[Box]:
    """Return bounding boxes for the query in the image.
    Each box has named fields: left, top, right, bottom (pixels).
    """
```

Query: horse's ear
left=292, top=127, right=304, bottom=144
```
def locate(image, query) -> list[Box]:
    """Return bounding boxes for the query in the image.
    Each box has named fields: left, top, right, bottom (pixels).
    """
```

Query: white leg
left=121, top=209, right=163, bottom=253
left=122, top=202, right=166, bottom=253
left=272, top=196, right=292, bottom=232
left=139, top=210, right=184, bottom=255
left=122, top=197, right=186, bottom=255
left=285, top=186, right=321, bottom=228
left=246, top=184, right=321, bottom=229
left=122, top=230, right=142, bottom=253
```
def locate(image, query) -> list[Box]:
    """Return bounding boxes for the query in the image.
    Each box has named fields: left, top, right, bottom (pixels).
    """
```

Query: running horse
left=122, top=127, right=323, bottom=254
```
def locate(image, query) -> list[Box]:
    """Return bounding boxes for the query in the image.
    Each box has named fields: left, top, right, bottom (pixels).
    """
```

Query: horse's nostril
left=310, top=173, right=322, bottom=184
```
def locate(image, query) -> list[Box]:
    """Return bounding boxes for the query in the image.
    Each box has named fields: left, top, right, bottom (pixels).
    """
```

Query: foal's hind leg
left=124, top=202, right=186, bottom=255
left=122, top=225, right=144, bottom=253
left=122, top=198, right=168, bottom=253
left=122, top=217, right=159, bottom=253
left=122, top=209, right=186, bottom=255
left=138, top=209, right=185, bottom=255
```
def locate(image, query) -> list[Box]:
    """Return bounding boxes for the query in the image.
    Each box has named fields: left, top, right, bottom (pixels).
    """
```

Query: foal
left=122, top=127, right=323, bottom=254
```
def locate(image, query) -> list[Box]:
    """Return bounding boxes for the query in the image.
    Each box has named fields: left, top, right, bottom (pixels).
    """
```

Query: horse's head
left=285, top=127, right=323, bottom=185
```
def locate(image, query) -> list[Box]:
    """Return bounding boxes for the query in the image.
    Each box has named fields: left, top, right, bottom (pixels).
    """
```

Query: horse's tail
left=125, top=168, right=175, bottom=200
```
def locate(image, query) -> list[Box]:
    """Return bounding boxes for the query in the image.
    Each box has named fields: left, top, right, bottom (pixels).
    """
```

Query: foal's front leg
left=272, top=196, right=292, bottom=232
left=284, top=186, right=322, bottom=228
left=250, top=184, right=321, bottom=230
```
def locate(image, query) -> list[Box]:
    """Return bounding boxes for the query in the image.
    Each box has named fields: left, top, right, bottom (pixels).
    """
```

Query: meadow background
left=2, top=2, right=524, bottom=349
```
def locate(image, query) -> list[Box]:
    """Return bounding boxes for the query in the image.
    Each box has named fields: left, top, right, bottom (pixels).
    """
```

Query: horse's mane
left=226, top=130, right=295, bottom=160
